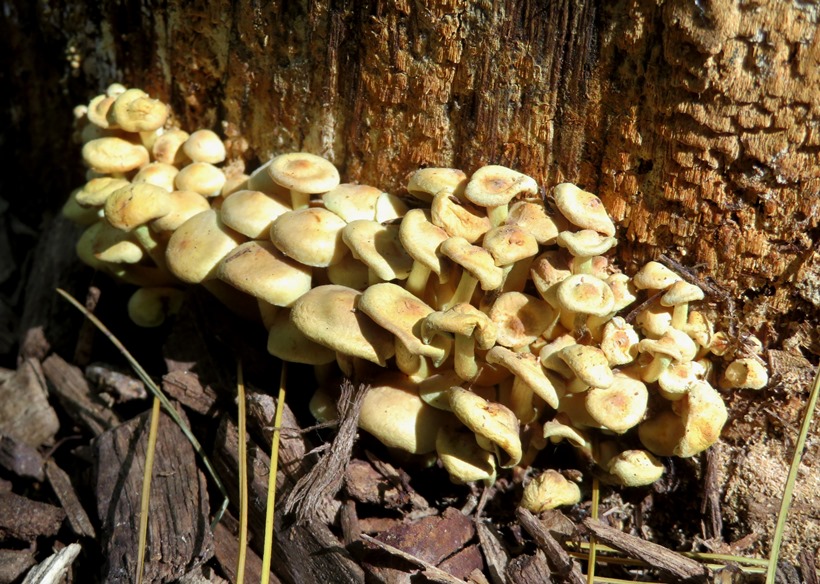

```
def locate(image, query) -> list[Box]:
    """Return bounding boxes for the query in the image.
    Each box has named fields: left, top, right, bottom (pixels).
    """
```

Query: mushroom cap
left=406, top=167, right=467, bottom=202
left=599, top=317, right=640, bottom=366
left=149, top=190, right=211, bottom=232
left=552, top=183, right=616, bottom=237
left=270, top=208, right=348, bottom=267
left=520, top=470, right=582, bottom=512
left=639, top=328, right=698, bottom=363
left=436, top=425, right=497, bottom=484
left=638, top=409, right=685, bottom=457
left=658, top=360, right=706, bottom=399
left=246, top=160, right=292, bottom=197
left=82, top=137, right=150, bottom=174
left=75, top=177, right=131, bottom=207
left=660, top=280, right=705, bottom=307
left=267, top=152, right=340, bottom=194
left=174, top=162, right=227, bottom=197
left=220, top=189, right=291, bottom=239
left=555, top=274, right=616, bottom=317
left=152, top=129, right=190, bottom=166
left=542, top=414, right=593, bottom=456
left=110, top=88, right=169, bottom=132
left=486, top=345, right=560, bottom=409
left=584, top=373, right=648, bottom=433
left=530, top=250, right=573, bottom=304
left=448, top=387, right=522, bottom=468
left=91, top=222, right=144, bottom=264
left=558, top=344, right=614, bottom=389
left=422, top=303, right=497, bottom=349
left=539, top=334, right=578, bottom=379
left=632, top=261, right=681, bottom=290
left=556, top=229, right=617, bottom=258
left=322, top=183, right=407, bottom=222
left=464, top=165, right=539, bottom=208
left=182, top=129, right=226, bottom=164
left=430, top=191, right=491, bottom=243
left=290, top=284, right=395, bottom=366
left=634, top=302, right=673, bottom=338
left=342, top=220, right=414, bottom=281
left=86, top=94, right=117, bottom=129
left=165, top=209, right=245, bottom=283
left=132, top=162, right=180, bottom=192
left=126, top=287, right=184, bottom=328
left=720, top=358, right=768, bottom=390
left=482, top=225, right=539, bottom=266
left=505, top=200, right=564, bottom=245
left=265, top=308, right=336, bottom=365
left=104, top=183, right=172, bottom=231
left=606, top=450, right=664, bottom=487
left=326, top=252, right=370, bottom=290
left=489, top=292, right=555, bottom=350
left=217, top=240, right=312, bottom=307
left=398, top=208, right=450, bottom=277
left=440, top=237, right=504, bottom=291
left=358, top=282, right=450, bottom=364
left=674, top=380, right=728, bottom=457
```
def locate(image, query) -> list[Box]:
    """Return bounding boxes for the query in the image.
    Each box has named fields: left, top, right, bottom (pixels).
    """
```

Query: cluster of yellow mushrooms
left=63, top=85, right=769, bottom=512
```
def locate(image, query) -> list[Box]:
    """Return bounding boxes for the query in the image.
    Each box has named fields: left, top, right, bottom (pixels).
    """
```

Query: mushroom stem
left=132, top=225, right=171, bottom=273
left=453, top=333, right=478, bottom=381
left=405, top=261, right=432, bottom=298
left=487, top=205, right=508, bottom=227
left=671, top=303, right=689, bottom=330
left=442, top=272, right=478, bottom=310
left=289, top=189, right=311, bottom=210
left=570, top=255, right=594, bottom=275
left=642, top=355, right=673, bottom=383
left=501, top=257, right=535, bottom=293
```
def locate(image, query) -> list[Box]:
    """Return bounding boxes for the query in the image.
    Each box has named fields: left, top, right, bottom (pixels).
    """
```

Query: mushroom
left=520, top=470, right=582, bottom=512
left=488, top=292, right=556, bottom=351
left=606, top=450, right=664, bottom=487
left=220, top=189, right=291, bottom=239
left=558, top=344, right=614, bottom=392
left=436, top=425, right=497, bottom=485
left=439, top=236, right=504, bottom=309
left=182, top=129, right=227, bottom=164
left=583, top=373, right=648, bottom=433
left=632, top=261, right=681, bottom=291
left=720, top=358, right=768, bottom=390
left=152, top=129, right=191, bottom=166
left=270, top=207, right=348, bottom=267
left=430, top=190, right=491, bottom=243
left=421, top=303, right=497, bottom=381
left=657, top=360, right=706, bottom=400
left=552, top=183, right=616, bottom=236
left=556, top=229, right=617, bottom=275
left=104, top=183, right=172, bottom=232
left=486, top=345, right=561, bottom=409
left=660, top=280, right=705, bottom=330
left=127, top=287, right=184, bottom=328
left=265, top=308, right=336, bottom=365
left=599, top=317, right=640, bottom=366
left=464, top=165, right=539, bottom=227
left=406, top=167, right=468, bottom=203
left=448, top=387, right=522, bottom=468
left=267, top=152, right=340, bottom=210
left=554, top=274, right=615, bottom=332
left=637, top=328, right=698, bottom=383
left=82, top=137, right=150, bottom=174
left=290, top=284, right=395, bottom=366
left=149, top=190, right=211, bottom=233
left=75, top=177, right=131, bottom=208
left=132, top=162, right=180, bottom=192
left=542, top=413, right=594, bottom=459
left=505, top=200, right=564, bottom=245
left=482, top=225, right=539, bottom=292
left=174, top=162, right=227, bottom=197
left=90, top=222, right=145, bottom=264
left=322, top=183, right=408, bottom=222
left=109, top=88, right=169, bottom=132
left=165, top=209, right=244, bottom=284
left=341, top=220, right=413, bottom=284
left=399, top=208, right=451, bottom=298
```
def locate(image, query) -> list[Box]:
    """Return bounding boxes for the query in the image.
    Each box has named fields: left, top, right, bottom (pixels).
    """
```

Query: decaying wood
left=505, top=549, right=551, bottom=584
left=42, top=353, right=120, bottom=437
left=581, top=517, right=710, bottom=583
left=359, top=533, right=465, bottom=584
left=20, top=543, right=81, bottom=584
left=44, top=460, right=96, bottom=539
left=0, top=549, right=36, bottom=584
left=211, top=520, right=277, bottom=584
left=475, top=521, right=510, bottom=584
left=92, top=409, right=214, bottom=583
left=0, top=435, right=44, bottom=482
left=0, top=492, right=65, bottom=541
left=86, top=362, right=147, bottom=403
left=516, top=508, right=585, bottom=584
left=0, top=358, right=58, bottom=448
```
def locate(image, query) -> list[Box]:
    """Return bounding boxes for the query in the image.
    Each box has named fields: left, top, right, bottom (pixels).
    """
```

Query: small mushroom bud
left=521, top=470, right=582, bottom=512
left=720, top=358, right=768, bottom=390
left=606, top=450, right=664, bottom=487
left=127, top=286, right=184, bottom=328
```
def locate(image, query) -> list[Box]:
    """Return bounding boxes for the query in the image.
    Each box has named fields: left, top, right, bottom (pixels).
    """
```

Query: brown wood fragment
left=213, top=413, right=364, bottom=584
left=360, top=533, right=466, bottom=584
left=20, top=542, right=81, bottom=584
left=162, top=370, right=218, bottom=415
left=505, top=549, right=551, bottom=584
left=798, top=549, right=818, bottom=584
left=0, top=492, right=65, bottom=541
left=377, top=507, right=475, bottom=567
left=581, top=517, right=710, bottom=582
left=86, top=362, right=147, bottom=403
left=362, top=451, right=432, bottom=514
left=0, top=358, right=59, bottom=448
left=340, top=498, right=361, bottom=547
left=93, top=409, right=214, bottom=583
left=701, top=445, right=723, bottom=542
left=0, top=435, right=44, bottom=481
left=44, top=459, right=96, bottom=538
left=467, top=567, right=493, bottom=584
left=516, top=508, right=585, bottom=584
left=439, top=544, right=485, bottom=580
left=212, top=520, right=278, bottom=584
left=42, top=353, right=119, bottom=436
left=475, top=521, right=510, bottom=584
left=344, top=459, right=407, bottom=507
left=0, top=548, right=36, bottom=583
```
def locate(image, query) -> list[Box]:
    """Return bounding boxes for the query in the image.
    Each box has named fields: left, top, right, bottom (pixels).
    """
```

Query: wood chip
left=360, top=533, right=466, bottom=584
left=505, top=549, right=551, bottom=584
left=581, top=517, right=711, bottom=582
left=375, top=507, right=476, bottom=567
left=162, top=370, right=218, bottom=415
left=439, top=544, right=484, bottom=580
left=212, top=520, right=277, bottom=584
left=516, top=507, right=584, bottom=584
left=476, top=520, right=510, bottom=584
left=86, top=362, right=147, bottom=402
left=42, top=353, right=119, bottom=436
left=0, top=492, right=65, bottom=541
left=0, top=548, right=36, bottom=582
left=45, top=459, right=96, bottom=538
left=0, top=435, right=44, bottom=481
left=92, top=409, right=214, bottom=583
left=20, top=542, right=81, bottom=584
left=0, top=358, right=59, bottom=447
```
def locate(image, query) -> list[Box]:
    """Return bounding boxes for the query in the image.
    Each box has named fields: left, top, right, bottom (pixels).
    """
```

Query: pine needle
left=136, top=396, right=161, bottom=584
left=236, top=361, right=248, bottom=584
left=586, top=475, right=600, bottom=584
left=56, top=287, right=230, bottom=528
left=766, top=359, right=820, bottom=583
left=260, top=363, right=287, bottom=584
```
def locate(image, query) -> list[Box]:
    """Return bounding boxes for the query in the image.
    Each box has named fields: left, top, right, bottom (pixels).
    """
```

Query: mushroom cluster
left=64, top=85, right=764, bottom=511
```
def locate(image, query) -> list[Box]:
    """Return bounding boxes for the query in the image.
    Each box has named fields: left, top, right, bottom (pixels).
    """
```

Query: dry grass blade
left=136, top=396, right=161, bottom=584
left=260, top=363, right=287, bottom=584
left=236, top=362, right=248, bottom=584
left=55, top=287, right=230, bottom=527
left=766, top=359, right=820, bottom=584
left=586, top=476, right=599, bottom=584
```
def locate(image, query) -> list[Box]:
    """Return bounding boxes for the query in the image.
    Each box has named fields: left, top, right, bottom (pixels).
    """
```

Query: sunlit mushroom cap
left=674, top=380, right=728, bottom=457
left=359, top=372, right=453, bottom=454
left=520, top=470, right=582, bottom=512
left=584, top=373, right=648, bottom=433
left=422, top=303, right=497, bottom=349
left=542, top=413, right=593, bottom=457
left=406, top=167, right=467, bottom=202
left=342, top=220, right=414, bottom=281
left=149, top=190, right=210, bottom=232
left=720, top=358, right=768, bottom=390
left=165, top=209, right=244, bottom=283
left=174, top=162, right=227, bottom=197
left=538, top=334, right=578, bottom=379
left=482, top=225, right=539, bottom=266
left=556, top=229, right=617, bottom=258
left=635, top=302, right=673, bottom=338
left=290, top=284, right=395, bottom=366
left=430, top=191, right=491, bottom=243
left=322, top=183, right=407, bottom=222
left=82, top=137, right=150, bottom=174
left=104, top=183, right=172, bottom=231
left=265, top=308, right=336, bottom=365
left=399, top=208, right=450, bottom=279
left=326, top=253, right=370, bottom=290
left=449, top=387, right=522, bottom=468
left=658, top=360, right=706, bottom=399
left=75, top=177, right=131, bottom=207
left=558, top=345, right=614, bottom=389
left=600, top=317, right=640, bottom=366
left=555, top=274, right=615, bottom=317
left=505, top=200, right=564, bottom=245
left=267, top=152, right=340, bottom=194
left=220, top=189, right=291, bottom=239
left=489, top=292, right=555, bottom=350
left=217, top=240, right=312, bottom=307
left=639, top=328, right=698, bottom=363
left=182, top=129, right=226, bottom=164
left=436, top=425, right=497, bottom=484
left=632, top=261, right=681, bottom=290
left=358, top=282, right=450, bottom=365
left=110, top=88, right=169, bottom=132
left=91, top=222, right=144, bottom=264
left=152, top=129, right=190, bottom=166
left=270, top=208, right=348, bottom=267
left=132, top=162, right=179, bottom=192
left=552, top=183, right=615, bottom=236
left=606, top=450, right=664, bottom=487
left=660, top=280, right=704, bottom=307
left=440, top=237, right=504, bottom=291
left=530, top=250, right=572, bottom=305
left=486, top=345, right=560, bottom=409
left=464, top=165, right=539, bottom=208
left=86, top=94, right=116, bottom=129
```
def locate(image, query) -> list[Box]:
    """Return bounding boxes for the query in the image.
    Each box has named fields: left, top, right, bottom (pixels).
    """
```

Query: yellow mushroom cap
left=584, top=373, right=648, bottom=433
left=674, top=380, right=728, bottom=457
left=290, top=284, right=395, bottom=366
left=220, top=189, right=291, bottom=239
left=440, top=236, right=504, bottom=291
left=165, top=209, right=244, bottom=283
left=436, top=425, right=497, bottom=485
left=75, top=177, right=132, bottom=208
left=606, top=450, right=664, bottom=487
left=520, top=470, right=582, bottom=512
left=267, top=152, right=340, bottom=209
left=182, top=129, right=226, bottom=164
left=104, top=183, right=172, bottom=231
left=486, top=345, right=560, bottom=409
left=270, top=208, right=348, bottom=267
left=556, top=229, right=617, bottom=258
left=82, top=137, right=150, bottom=174
left=464, top=165, right=539, bottom=209
left=632, top=261, right=681, bottom=290
left=556, top=274, right=615, bottom=317
left=398, top=208, right=450, bottom=279
left=558, top=344, right=614, bottom=389
left=406, top=167, right=467, bottom=203
left=342, top=220, right=414, bottom=281
left=322, top=183, right=408, bottom=223
left=489, top=292, right=555, bottom=350
left=174, top=162, right=227, bottom=197
left=430, top=191, right=492, bottom=243
left=505, top=200, right=564, bottom=245
left=720, top=358, right=768, bottom=390
left=482, top=225, right=539, bottom=267
left=110, top=88, right=169, bottom=132
left=265, top=308, right=336, bottom=365
left=149, top=190, right=211, bottom=232
left=127, top=287, right=184, bottom=328
left=132, top=162, right=179, bottom=192
left=599, top=317, right=640, bottom=366
left=449, top=387, right=523, bottom=468
left=552, top=183, right=616, bottom=237
left=152, top=129, right=191, bottom=166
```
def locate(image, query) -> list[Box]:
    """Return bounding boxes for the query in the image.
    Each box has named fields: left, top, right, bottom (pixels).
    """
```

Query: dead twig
left=516, top=507, right=585, bottom=584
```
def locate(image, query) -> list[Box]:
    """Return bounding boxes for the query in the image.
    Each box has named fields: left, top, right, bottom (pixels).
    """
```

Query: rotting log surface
left=3, top=0, right=819, bottom=338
